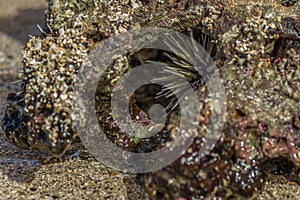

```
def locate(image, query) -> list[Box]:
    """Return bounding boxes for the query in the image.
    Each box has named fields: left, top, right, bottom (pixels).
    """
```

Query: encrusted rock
left=2, top=0, right=300, bottom=199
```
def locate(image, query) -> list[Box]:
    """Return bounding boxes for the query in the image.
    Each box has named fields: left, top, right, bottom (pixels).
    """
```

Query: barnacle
left=2, top=28, right=89, bottom=156
left=281, top=0, right=299, bottom=6
left=1, top=0, right=300, bottom=199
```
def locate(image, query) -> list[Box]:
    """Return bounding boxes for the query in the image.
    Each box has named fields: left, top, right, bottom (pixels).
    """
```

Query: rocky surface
left=0, top=1, right=148, bottom=199
left=0, top=0, right=300, bottom=199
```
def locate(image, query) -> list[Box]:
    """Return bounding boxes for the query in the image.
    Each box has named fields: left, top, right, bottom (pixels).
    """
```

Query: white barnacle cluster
left=20, top=27, right=89, bottom=155
left=220, top=7, right=300, bottom=134
left=46, top=0, right=141, bottom=38
left=3, top=0, right=145, bottom=156
left=222, top=11, right=281, bottom=67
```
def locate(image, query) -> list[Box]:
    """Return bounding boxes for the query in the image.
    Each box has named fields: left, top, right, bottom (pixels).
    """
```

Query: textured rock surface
left=0, top=1, right=149, bottom=199
left=0, top=0, right=300, bottom=199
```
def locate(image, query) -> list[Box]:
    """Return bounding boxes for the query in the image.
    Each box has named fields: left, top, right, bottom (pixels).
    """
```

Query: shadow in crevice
left=261, top=157, right=300, bottom=184
left=0, top=8, right=46, bottom=44
left=0, top=133, right=51, bottom=183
